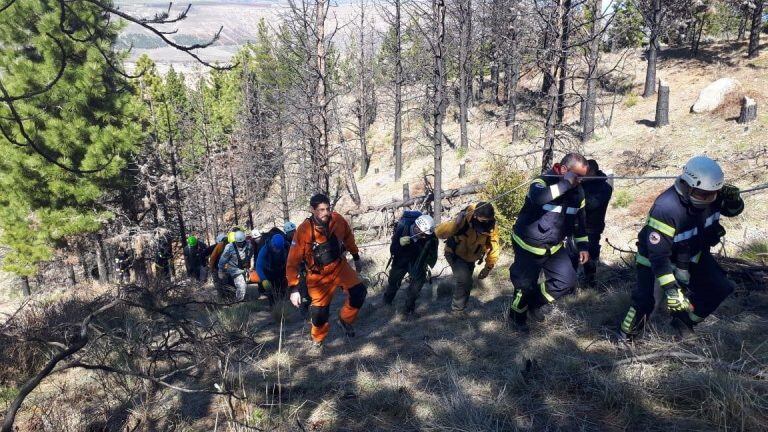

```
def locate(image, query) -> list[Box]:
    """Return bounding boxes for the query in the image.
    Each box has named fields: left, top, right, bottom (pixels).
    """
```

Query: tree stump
left=738, top=96, right=757, bottom=124
left=459, top=163, right=466, bottom=178
left=403, top=183, right=410, bottom=201
left=655, top=79, right=669, bottom=127
left=20, top=276, right=30, bottom=297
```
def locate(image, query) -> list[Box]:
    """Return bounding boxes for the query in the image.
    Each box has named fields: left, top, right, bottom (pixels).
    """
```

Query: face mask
left=472, top=218, right=495, bottom=233
left=689, top=195, right=715, bottom=209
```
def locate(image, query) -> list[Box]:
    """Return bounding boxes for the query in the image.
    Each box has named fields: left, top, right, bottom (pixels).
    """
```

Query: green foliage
left=0, top=0, right=143, bottom=276
left=624, top=93, right=639, bottom=108
left=738, top=241, right=768, bottom=263
left=0, top=386, right=19, bottom=407
left=612, top=190, right=633, bottom=208
left=607, top=0, right=645, bottom=49
left=481, top=160, right=529, bottom=248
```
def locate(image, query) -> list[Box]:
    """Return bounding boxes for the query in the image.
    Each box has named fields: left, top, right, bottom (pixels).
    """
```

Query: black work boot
left=338, top=318, right=356, bottom=338
left=528, top=304, right=553, bottom=323
left=508, top=308, right=529, bottom=333
left=670, top=313, right=696, bottom=340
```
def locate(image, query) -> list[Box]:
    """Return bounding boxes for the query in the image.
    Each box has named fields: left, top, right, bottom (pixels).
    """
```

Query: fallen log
left=348, top=183, right=485, bottom=216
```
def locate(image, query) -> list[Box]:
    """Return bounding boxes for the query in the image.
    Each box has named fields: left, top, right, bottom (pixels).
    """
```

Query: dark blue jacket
left=513, top=170, right=588, bottom=254
left=581, top=169, right=613, bottom=235
left=637, top=185, right=744, bottom=288
left=256, top=234, right=289, bottom=281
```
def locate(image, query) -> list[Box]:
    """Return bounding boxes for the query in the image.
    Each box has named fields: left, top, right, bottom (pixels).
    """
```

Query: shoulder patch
left=648, top=231, right=661, bottom=245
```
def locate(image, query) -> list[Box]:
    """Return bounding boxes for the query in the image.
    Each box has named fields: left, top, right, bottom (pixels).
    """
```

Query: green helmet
left=187, top=235, right=198, bottom=247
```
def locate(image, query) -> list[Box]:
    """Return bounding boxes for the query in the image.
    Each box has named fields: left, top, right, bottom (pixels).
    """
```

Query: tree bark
left=95, top=235, right=109, bottom=283
left=555, top=0, right=572, bottom=124
left=20, top=276, right=30, bottom=297
left=357, top=0, right=370, bottom=177
left=655, top=79, right=669, bottom=127
left=643, top=0, right=662, bottom=98
left=738, top=96, right=757, bottom=124
left=433, top=0, right=447, bottom=224
left=458, top=0, right=472, bottom=151
left=748, top=0, right=764, bottom=59
left=315, top=0, right=331, bottom=194
left=542, top=0, right=563, bottom=172
left=581, top=0, right=601, bottom=142
left=67, top=264, right=76, bottom=287
left=393, top=0, right=404, bottom=181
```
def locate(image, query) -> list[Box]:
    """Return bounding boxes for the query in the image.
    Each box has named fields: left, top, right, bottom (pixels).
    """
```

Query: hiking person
left=183, top=235, right=209, bottom=282
left=508, top=153, right=590, bottom=331
left=567, top=159, right=613, bottom=288
left=435, top=202, right=500, bottom=314
left=217, top=229, right=254, bottom=301
left=286, top=193, right=367, bottom=348
left=208, top=233, right=228, bottom=285
left=256, top=232, right=290, bottom=307
left=284, top=221, right=297, bottom=242
left=619, top=156, right=745, bottom=340
left=381, top=212, right=438, bottom=316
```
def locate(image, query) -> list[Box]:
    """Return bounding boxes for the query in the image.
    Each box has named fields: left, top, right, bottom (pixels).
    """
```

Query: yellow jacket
left=435, top=204, right=500, bottom=269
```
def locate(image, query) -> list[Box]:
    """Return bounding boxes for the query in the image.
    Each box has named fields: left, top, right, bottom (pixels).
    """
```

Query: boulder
left=690, top=77, right=741, bottom=113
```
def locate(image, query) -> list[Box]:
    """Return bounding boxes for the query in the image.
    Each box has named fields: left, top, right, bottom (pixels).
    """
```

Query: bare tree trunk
left=393, top=0, right=404, bottom=181
left=555, top=0, right=572, bottom=124
left=357, top=0, right=371, bottom=177
left=748, top=0, right=764, bottom=59
left=505, top=58, right=520, bottom=127
left=458, top=0, right=472, bottom=151
left=95, top=235, right=109, bottom=283
left=20, top=276, right=30, bottom=297
left=581, top=0, right=601, bottom=142
left=278, top=125, right=291, bottom=221
left=161, top=100, right=187, bottom=250
left=315, top=0, right=331, bottom=194
left=227, top=139, right=239, bottom=227
left=67, top=264, right=76, bottom=287
left=542, top=0, right=562, bottom=172
left=433, top=0, right=447, bottom=224
left=643, top=0, right=662, bottom=97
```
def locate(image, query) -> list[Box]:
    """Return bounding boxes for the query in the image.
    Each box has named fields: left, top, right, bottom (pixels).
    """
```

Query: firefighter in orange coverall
left=287, top=193, right=367, bottom=347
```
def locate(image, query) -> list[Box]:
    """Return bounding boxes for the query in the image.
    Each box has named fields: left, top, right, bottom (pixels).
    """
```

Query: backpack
left=394, top=210, right=422, bottom=239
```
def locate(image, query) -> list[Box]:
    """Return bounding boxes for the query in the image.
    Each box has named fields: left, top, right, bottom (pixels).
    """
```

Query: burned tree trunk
left=748, top=0, right=764, bottom=59
left=738, top=96, right=757, bottom=124
left=393, top=0, right=404, bottom=181
left=457, top=0, right=472, bottom=151
left=643, top=0, right=662, bottom=97
left=433, top=0, right=447, bottom=224
left=655, top=79, right=669, bottom=127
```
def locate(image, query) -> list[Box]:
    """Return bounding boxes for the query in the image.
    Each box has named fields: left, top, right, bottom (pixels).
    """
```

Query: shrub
left=612, top=190, right=633, bottom=208
left=738, top=241, right=768, bottom=264
left=623, top=93, right=639, bottom=108
left=481, top=159, right=529, bottom=248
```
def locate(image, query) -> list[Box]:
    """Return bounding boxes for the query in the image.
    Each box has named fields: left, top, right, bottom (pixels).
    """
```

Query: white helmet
left=679, top=156, right=724, bottom=191
left=251, top=229, right=261, bottom=239
left=283, top=221, right=297, bottom=233
left=415, top=214, right=435, bottom=235
left=234, top=230, right=246, bottom=243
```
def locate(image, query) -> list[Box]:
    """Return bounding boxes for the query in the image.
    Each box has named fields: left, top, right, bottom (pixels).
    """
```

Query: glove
left=262, top=280, right=272, bottom=291
left=563, top=171, right=579, bottom=187
left=478, top=267, right=491, bottom=280
left=720, top=184, right=740, bottom=202
left=665, top=286, right=691, bottom=312
left=355, top=259, right=365, bottom=273
left=218, top=271, right=226, bottom=280
left=673, top=267, right=690, bottom=287
left=289, top=290, right=302, bottom=308
left=399, top=236, right=412, bottom=246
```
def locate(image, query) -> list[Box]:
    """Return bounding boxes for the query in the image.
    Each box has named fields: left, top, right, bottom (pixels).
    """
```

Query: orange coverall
left=286, top=212, right=366, bottom=342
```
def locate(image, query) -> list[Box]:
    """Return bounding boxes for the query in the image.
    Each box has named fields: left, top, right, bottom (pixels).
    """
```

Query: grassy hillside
left=2, top=43, right=768, bottom=431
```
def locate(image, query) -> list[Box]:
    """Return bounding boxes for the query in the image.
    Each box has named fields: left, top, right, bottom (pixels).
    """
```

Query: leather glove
left=262, top=280, right=272, bottom=291
left=563, top=171, right=579, bottom=187
left=399, top=236, right=412, bottom=246
left=720, top=184, right=740, bottom=202
left=665, top=286, right=691, bottom=312
left=478, top=267, right=491, bottom=280
left=355, top=258, right=365, bottom=273
left=289, top=290, right=302, bottom=308
left=673, top=267, right=690, bottom=287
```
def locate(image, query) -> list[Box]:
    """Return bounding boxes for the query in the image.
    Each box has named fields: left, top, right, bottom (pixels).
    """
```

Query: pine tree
left=0, top=0, right=143, bottom=280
